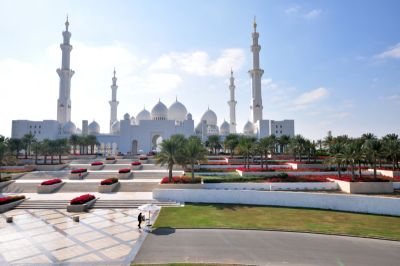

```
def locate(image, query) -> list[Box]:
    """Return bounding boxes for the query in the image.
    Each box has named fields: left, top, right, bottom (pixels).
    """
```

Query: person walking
left=138, top=212, right=143, bottom=229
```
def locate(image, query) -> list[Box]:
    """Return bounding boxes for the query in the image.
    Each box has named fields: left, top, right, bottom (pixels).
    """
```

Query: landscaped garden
left=153, top=204, right=400, bottom=240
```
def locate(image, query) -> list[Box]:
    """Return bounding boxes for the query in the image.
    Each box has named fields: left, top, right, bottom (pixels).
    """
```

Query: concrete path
left=134, top=229, right=400, bottom=266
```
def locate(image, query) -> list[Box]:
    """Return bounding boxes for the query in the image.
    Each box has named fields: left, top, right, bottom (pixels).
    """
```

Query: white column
left=249, top=18, right=264, bottom=123
left=228, top=69, right=237, bottom=133
left=109, top=68, right=119, bottom=132
left=57, top=17, right=75, bottom=124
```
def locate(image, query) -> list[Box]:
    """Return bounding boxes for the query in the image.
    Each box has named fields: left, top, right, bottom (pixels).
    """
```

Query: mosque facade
left=11, top=18, right=294, bottom=155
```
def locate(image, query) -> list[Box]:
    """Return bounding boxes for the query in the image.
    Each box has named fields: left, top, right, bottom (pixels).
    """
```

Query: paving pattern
left=0, top=208, right=149, bottom=265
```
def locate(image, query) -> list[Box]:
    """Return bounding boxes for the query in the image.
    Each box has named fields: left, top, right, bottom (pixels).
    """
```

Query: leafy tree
left=8, top=138, right=22, bottom=159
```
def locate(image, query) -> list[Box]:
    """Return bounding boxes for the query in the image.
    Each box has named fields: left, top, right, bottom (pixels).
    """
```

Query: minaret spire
left=249, top=17, right=264, bottom=123
left=228, top=69, right=237, bottom=133
left=109, top=68, right=119, bottom=133
left=56, top=16, right=75, bottom=124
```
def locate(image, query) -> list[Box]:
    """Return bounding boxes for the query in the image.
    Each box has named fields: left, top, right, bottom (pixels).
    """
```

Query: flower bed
left=161, top=176, right=201, bottom=184
left=99, top=177, right=119, bottom=193
left=90, top=162, right=104, bottom=170
left=236, top=167, right=275, bottom=172
left=131, top=162, right=142, bottom=165
left=139, top=156, right=148, bottom=163
left=101, top=177, right=119, bottom=185
left=106, top=157, right=116, bottom=160
left=119, top=168, right=131, bottom=174
left=67, top=194, right=96, bottom=212
left=131, top=161, right=143, bottom=170
left=0, top=195, right=26, bottom=213
left=71, top=168, right=87, bottom=174
left=118, top=168, right=132, bottom=179
left=41, top=178, right=62, bottom=186
left=91, top=161, right=104, bottom=166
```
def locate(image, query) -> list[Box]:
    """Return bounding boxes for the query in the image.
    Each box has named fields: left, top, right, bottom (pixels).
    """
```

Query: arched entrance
left=151, top=134, right=163, bottom=152
left=131, top=140, right=138, bottom=155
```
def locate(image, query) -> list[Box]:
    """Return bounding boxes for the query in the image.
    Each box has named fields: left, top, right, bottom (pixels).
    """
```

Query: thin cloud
left=294, top=87, right=329, bottom=106
left=375, top=43, right=400, bottom=59
left=304, top=9, right=322, bottom=20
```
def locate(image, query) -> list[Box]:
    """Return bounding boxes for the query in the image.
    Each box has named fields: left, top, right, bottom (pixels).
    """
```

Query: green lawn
left=154, top=204, right=400, bottom=241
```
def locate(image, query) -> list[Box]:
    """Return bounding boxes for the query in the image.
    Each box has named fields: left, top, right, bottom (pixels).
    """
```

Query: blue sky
left=0, top=0, right=399, bottom=140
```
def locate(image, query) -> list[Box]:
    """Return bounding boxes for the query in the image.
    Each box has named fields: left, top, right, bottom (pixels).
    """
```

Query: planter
left=159, top=183, right=204, bottom=189
left=286, top=163, right=326, bottom=170
left=328, top=178, right=394, bottom=194
left=0, top=199, right=25, bottom=213
left=67, top=198, right=96, bottom=212
left=90, top=165, right=104, bottom=171
left=131, top=164, right=143, bottom=170
left=203, top=182, right=338, bottom=191
left=368, top=169, right=400, bottom=178
left=0, top=180, right=15, bottom=189
left=139, top=159, right=148, bottom=164
left=98, top=181, right=119, bottom=193
left=118, top=172, right=133, bottom=179
left=105, top=159, right=116, bottom=164
left=37, top=182, right=64, bottom=193
left=69, top=172, right=88, bottom=180
left=34, top=164, right=68, bottom=171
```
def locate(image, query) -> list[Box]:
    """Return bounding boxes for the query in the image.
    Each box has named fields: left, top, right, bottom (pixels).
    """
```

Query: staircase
left=14, top=199, right=181, bottom=209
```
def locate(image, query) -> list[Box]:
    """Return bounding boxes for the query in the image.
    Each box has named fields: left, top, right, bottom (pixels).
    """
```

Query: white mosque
left=11, top=18, right=294, bottom=155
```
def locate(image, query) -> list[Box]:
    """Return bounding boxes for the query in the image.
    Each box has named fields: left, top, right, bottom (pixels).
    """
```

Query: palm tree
left=55, top=139, right=69, bottom=164
left=207, top=135, right=221, bottom=155
left=155, top=135, right=187, bottom=182
left=0, top=135, right=9, bottom=167
left=41, top=139, right=50, bottom=165
left=86, top=135, right=99, bottom=155
left=184, top=136, right=207, bottom=182
left=341, top=139, right=359, bottom=181
left=382, top=134, right=400, bottom=170
left=329, top=142, right=345, bottom=178
left=278, top=135, right=290, bottom=154
left=288, top=135, right=306, bottom=161
left=223, top=134, right=239, bottom=157
left=363, top=138, right=382, bottom=179
left=31, top=140, right=41, bottom=165
left=21, top=133, right=35, bottom=159
left=236, top=136, right=256, bottom=169
left=8, top=138, right=22, bottom=159
left=69, top=134, right=79, bottom=155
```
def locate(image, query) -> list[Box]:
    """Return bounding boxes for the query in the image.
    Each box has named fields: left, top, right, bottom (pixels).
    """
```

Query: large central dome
left=201, top=108, right=218, bottom=126
left=151, top=100, right=168, bottom=120
left=168, top=99, right=187, bottom=122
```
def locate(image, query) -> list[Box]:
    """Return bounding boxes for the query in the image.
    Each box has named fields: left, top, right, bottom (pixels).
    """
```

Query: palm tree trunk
left=260, top=154, right=263, bottom=169
left=51, top=155, right=54, bottom=165
left=358, top=161, right=362, bottom=176
left=44, top=155, right=47, bottom=165
left=191, top=162, right=195, bottom=183
left=351, top=162, right=355, bottom=182
left=393, top=158, right=396, bottom=171
left=59, top=155, right=62, bottom=164
left=264, top=152, right=268, bottom=170
left=168, top=164, right=173, bottom=183
left=338, top=163, right=341, bottom=178
left=24, top=149, right=27, bottom=159
left=373, top=159, right=377, bottom=179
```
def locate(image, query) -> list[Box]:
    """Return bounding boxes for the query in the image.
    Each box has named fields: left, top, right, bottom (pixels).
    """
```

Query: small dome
left=187, top=113, right=193, bottom=120
left=220, top=120, right=230, bottom=135
left=207, top=124, right=220, bottom=135
left=63, top=121, right=76, bottom=134
left=88, top=120, right=100, bottom=135
left=243, top=121, right=254, bottom=135
left=136, top=108, right=151, bottom=123
left=130, top=116, right=136, bottom=125
left=111, top=121, right=120, bottom=134
left=201, top=108, right=218, bottom=126
left=124, top=113, right=130, bottom=120
left=168, top=99, right=188, bottom=122
left=151, top=100, right=168, bottom=120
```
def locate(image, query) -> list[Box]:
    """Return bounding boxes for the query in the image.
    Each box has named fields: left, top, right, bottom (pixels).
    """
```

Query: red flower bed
left=41, top=178, right=62, bottom=186
left=118, top=168, right=131, bottom=174
left=327, top=175, right=389, bottom=182
left=262, top=175, right=329, bottom=183
left=236, top=167, right=275, bottom=172
left=269, top=167, right=334, bottom=172
left=139, top=156, right=148, bottom=160
left=106, top=157, right=115, bottom=160
left=161, top=176, right=201, bottom=184
left=100, top=177, right=119, bottom=185
left=70, top=194, right=95, bottom=205
left=131, top=162, right=142, bottom=166
left=0, top=195, right=25, bottom=205
left=91, top=162, right=104, bottom=166
left=71, top=168, right=87, bottom=174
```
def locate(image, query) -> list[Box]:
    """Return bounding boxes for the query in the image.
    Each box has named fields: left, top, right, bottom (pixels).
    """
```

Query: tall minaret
left=228, top=68, right=237, bottom=133
left=249, top=17, right=264, bottom=123
left=56, top=16, right=75, bottom=124
left=109, top=68, right=119, bottom=132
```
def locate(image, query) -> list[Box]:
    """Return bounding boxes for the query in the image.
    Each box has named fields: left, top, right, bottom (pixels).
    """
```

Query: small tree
left=184, top=136, right=207, bottom=182
left=223, top=134, right=239, bottom=157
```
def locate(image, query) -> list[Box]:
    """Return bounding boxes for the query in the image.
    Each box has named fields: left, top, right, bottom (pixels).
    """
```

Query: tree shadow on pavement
left=151, top=227, right=176, bottom=235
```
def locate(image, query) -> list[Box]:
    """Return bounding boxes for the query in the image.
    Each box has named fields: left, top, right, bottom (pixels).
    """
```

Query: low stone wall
left=98, top=182, right=119, bottom=193
left=329, top=179, right=394, bottom=194
left=153, top=189, right=400, bottom=216
left=33, top=164, right=68, bottom=171
left=286, top=163, right=327, bottom=170
left=37, top=182, right=64, bottom=193
left=394, top=182, right=400, bottom=189
left=368, top=169, right=400, bottom=178
left=0, top=199, right=25, bottom=213
left=203, top=182, right=338, bottom=191
left=236, top=170, right=347, bottom=177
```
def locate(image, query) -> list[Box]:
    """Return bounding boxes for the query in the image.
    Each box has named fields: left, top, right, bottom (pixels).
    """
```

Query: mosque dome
left=151, top=100, right=168, bottom=120
left=88, top=120, right=100, bottom=135
left=201, top=108, right=218, bottom=126
left=243, top=121, right=254, bottom=135
left=168, top=99, right=187, bottom=122
left=63, top=121, right=76, bottom=135
left=220, top=120, right=230, bottom=136
left=136, top=108, right=151, bottom=123
left=130, top=116, right=136, bottom=125
left=124, top=113, right=130, bottom=120
left=111, top=121, right=120, bottom=134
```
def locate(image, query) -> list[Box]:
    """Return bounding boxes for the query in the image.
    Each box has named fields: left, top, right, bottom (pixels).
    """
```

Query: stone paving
left=0, top=208, right=149, bottom=265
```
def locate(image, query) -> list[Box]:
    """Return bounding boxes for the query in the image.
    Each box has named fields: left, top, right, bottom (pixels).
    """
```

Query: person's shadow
left=150, top=227, right=176, bottom=235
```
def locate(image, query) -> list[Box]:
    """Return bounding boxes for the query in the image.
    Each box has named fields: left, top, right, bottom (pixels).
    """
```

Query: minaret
left=56, top=16, right=75, bottom=124
left=228, top=68, right=237, bottom=133
left=109, top=68, right=119, bottom=132
left=249, top=17, right=264, bottom=123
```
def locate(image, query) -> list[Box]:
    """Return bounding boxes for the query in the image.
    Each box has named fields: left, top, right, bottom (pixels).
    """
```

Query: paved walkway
left=1, top=192, right=154, bottom=200
left=0, top=208, right=151, bottom=265
left=134, top=229, right=400, bottom=266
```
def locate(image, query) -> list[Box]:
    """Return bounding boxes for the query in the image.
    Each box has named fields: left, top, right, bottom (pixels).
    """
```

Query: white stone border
left=67, top=198, right=97, bottom=212
left=0, top=180, right=15, bottom=189
left=131, top=165, right=143, bottom=170
left=153, top=189, right=400, bottom=216
left=69, top=172, right=88, bottom=180
left=118, top=172, right=133, bottom=179
left=98, top=182, right=119, bottom=193
left=37, top=182, right=64, bottom=194
left=328, top=178, right=393, bottom=194
left=203, top=182, right=338, bottom=191
left=90, top=165, right=104, bottom=171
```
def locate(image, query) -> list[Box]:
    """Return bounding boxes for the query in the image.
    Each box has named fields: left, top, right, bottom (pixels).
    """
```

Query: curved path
left=134, top=229, right=400, bottom=266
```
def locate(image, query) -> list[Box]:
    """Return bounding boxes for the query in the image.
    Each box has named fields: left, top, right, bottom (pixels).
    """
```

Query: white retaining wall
left=153, top=189, right=400, bottom=216
left=203, top=182, right=338, bottom=191
left=393, top=182, right=400, bottom=189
